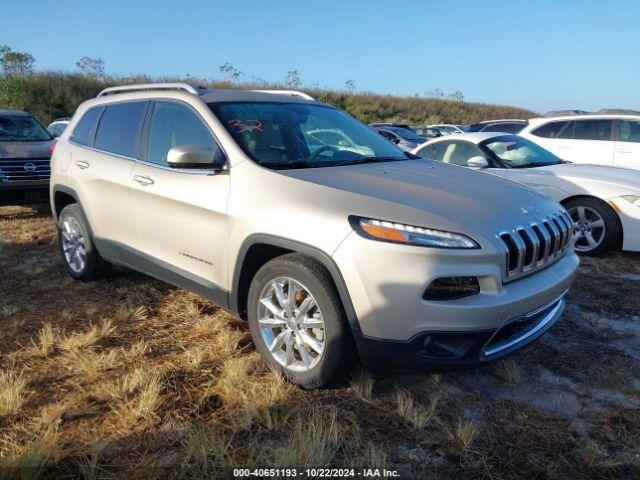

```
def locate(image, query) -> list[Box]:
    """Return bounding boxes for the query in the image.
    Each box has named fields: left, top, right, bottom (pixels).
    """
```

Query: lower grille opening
left=483, top=298, right=563, bottom=357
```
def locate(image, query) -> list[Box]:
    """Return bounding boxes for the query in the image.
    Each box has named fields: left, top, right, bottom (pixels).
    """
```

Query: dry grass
left=0, top=371, right=29, bottom=416
left=1, top=205, right=640, bottom=478
left=58, top=319, right=116, bottom=352
left=396, top=389, right=439, bottom=430
left=349, top=368, right=376, bottom=402
left=494, top=358, right=523, bottom=384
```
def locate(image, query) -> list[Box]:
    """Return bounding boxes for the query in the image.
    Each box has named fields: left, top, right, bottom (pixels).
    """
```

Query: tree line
left=0, top=45, right=536, bottom=126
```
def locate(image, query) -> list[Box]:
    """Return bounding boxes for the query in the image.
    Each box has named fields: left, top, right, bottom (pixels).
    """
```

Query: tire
left=247, top=253, right=353, bottom=388
left=565, top=197, right=621, bottom=256
left=58, top=204, right=110, bottom=281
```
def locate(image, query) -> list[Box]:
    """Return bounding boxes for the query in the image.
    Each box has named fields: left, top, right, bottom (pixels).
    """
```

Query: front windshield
left=483, top=135, right=562, bottom=168
left=209, top=102, right=409, bottom=169
left=395, top=129, right=424, bottom=142
left=0, top=115, right=52, bottom=141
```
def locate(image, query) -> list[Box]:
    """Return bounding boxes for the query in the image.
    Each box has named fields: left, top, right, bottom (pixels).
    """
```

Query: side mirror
left=167, top=144, right=225, bottom=169
left=467, top=156, right=489, bottom=168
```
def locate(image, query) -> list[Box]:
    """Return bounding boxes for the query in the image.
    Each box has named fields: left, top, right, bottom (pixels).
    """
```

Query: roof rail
left=251, top=89, right=315, bottom=101
left=97, top=82, right=208, bottom=98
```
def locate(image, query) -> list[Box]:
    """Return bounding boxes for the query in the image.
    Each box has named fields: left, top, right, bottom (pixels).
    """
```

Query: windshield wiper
left=258, top=160, right=316, bottom=170
left=332, top=156, right=406, bottom=167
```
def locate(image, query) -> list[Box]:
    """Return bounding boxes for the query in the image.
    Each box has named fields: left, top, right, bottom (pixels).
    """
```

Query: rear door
left=614, top=119, right=640, bottom=168
left=554, top=119, right=614, bottom=165
left=69, top=101, right=147, bottom=257
left=130, top=100, right=230, bottom=299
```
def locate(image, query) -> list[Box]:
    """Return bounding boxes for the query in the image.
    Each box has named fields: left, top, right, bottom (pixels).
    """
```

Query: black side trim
left=50, top=184, right=80, bottom=222
left=231, top=234, right=360, bottom=330
left=94, top=238, right=230, bottom=310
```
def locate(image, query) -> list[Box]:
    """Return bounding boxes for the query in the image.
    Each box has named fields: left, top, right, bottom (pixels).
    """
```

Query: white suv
left=520, top=114, right=640, bottom=169
left=50, top=83, right=578, bottom=387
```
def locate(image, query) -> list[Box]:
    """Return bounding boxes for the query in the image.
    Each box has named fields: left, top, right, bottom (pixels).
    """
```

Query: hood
left=279, top=160, right=564, bottom=243
left=0, top=140, right=53, bottom=159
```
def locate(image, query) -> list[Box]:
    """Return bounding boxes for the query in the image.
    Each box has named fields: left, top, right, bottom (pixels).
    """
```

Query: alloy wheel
left=568, top=205, right=605, bottom=253
left=61, top=217, right=87, bottom=273
left=257, top=277, right=325, bottom=372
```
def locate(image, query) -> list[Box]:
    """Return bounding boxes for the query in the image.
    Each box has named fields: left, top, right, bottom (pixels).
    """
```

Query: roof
left=95, top=83, right=317, bottom=104
left=0, top=109, right=30, bottom=117
left=200, top=89, right=316, bottom=104
left=472, top=119, right=526, bottom=125
left=528, top=113, right=640, bottom=125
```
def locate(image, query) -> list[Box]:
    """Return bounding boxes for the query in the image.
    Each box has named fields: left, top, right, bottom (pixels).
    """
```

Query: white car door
left=614, top=119, right=640, bottom=169
left=554, top=119, right=614, bottom=166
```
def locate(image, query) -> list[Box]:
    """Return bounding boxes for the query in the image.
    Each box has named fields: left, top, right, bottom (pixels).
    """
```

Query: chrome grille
left=0, top=158, right=51, bottom=183
left=498, top=211, right=574, bottom=281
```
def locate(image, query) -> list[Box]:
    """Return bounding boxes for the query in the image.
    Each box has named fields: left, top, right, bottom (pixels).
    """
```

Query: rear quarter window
left=71, top=106, right=103, bottom=146
left=94, top=101, right=148, bottom=158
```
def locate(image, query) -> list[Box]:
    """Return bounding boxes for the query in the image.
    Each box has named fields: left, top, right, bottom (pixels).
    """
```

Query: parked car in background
left=370, top=125, right=427, bottom=152
left=0, top=109, right=54, bottom=205
left=467, top=119, right=527, bottom=134
left=50, top=83, right=577, bottom=387
left=519, top=113, right=640, bottom=169
left=426, top=124, right=468, bottom=135
left=413, top=126, right=445, bottom=139
left=47, top=118, right=71, bottom=138
left=414, top=132, right=640, bottom=255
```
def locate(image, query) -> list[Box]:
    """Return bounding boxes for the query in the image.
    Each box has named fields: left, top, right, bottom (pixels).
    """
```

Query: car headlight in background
left=621, top=195, right=640, bottom=208
left=350, top=216, right=480, bottom=249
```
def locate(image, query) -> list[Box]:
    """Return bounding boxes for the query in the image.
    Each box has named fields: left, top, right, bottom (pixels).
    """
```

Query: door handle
left=132, top=174, right=154, bottom=186
left=75, top=160, right=90, bottom=169
left=616, top=150, right=632, bottom=154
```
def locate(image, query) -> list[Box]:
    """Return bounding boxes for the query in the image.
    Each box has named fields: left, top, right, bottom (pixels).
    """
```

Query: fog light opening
left=423, top=276, right=480, bottom=301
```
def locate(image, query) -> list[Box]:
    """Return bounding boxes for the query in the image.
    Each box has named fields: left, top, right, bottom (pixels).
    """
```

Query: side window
left=378, top=130, right=398, bottom=143
left=417, top=142, right=449, bottom=161
left=145, top=101, right=223, bottom=167
left=531, top=121, right=569, bottom=138
left=573, top=120, right=612, bottom=141
left=70, top=107, right=103, bottom=146
left=557, top=121, right=574, bottom=139
left=94, top=101, right=147, bottom=158
left=440, top=141, right=485, bottom=166
left=619, top=120, right=640, bottom=143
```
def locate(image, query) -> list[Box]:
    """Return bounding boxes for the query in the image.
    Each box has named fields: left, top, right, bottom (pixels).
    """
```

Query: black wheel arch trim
left=231, top=234, right=361, bottom=331
left=51, top=184, right=81, bottom=222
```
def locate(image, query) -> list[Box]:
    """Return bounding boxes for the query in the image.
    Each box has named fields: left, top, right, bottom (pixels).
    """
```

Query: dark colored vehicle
left=467, top=120, right=527, bottom=134
left=0, top=110, right=54, bottom=205
left=370, top=125, right=427, bottom=152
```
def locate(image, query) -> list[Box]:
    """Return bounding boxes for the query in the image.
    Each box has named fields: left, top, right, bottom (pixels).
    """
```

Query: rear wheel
left=247, top=253, right=352, bottom=388
left=58, top=204, right=110, bottom=281
left=565, top=197, right=621, bottom=256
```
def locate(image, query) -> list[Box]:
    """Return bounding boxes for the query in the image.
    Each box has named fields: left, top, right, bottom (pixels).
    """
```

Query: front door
left=129, top=100, right=231, bottom=302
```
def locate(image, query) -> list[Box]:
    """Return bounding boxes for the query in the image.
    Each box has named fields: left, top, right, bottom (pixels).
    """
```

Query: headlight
left=350, top=216, right=480, bottom=249
left=622, top=195, right=640, bottom=208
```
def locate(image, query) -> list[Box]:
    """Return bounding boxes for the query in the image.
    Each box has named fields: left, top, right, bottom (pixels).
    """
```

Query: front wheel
left=247, top=253, right=352, bottom=388
left=565, top=197, right=621, bottom=256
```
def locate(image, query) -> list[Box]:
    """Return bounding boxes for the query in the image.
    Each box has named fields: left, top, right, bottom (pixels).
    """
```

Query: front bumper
left=332, top=231, right=579, bottom=373
left=0, top=180, right=50, bottom=206
left=351, top=293, right=566, bottom=374
left=611, top=197, right=640, bottom=252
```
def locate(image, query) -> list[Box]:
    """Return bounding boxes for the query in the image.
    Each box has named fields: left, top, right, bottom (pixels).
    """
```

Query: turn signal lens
left=350, top=217, right=480, bottom=249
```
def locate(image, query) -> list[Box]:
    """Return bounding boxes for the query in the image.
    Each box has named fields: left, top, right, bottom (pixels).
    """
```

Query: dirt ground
left=1, top=204, right=639, bottom=479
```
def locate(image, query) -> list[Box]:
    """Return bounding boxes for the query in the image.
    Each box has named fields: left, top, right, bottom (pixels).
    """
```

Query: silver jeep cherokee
left=50, top=83, right=579, bottom=387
